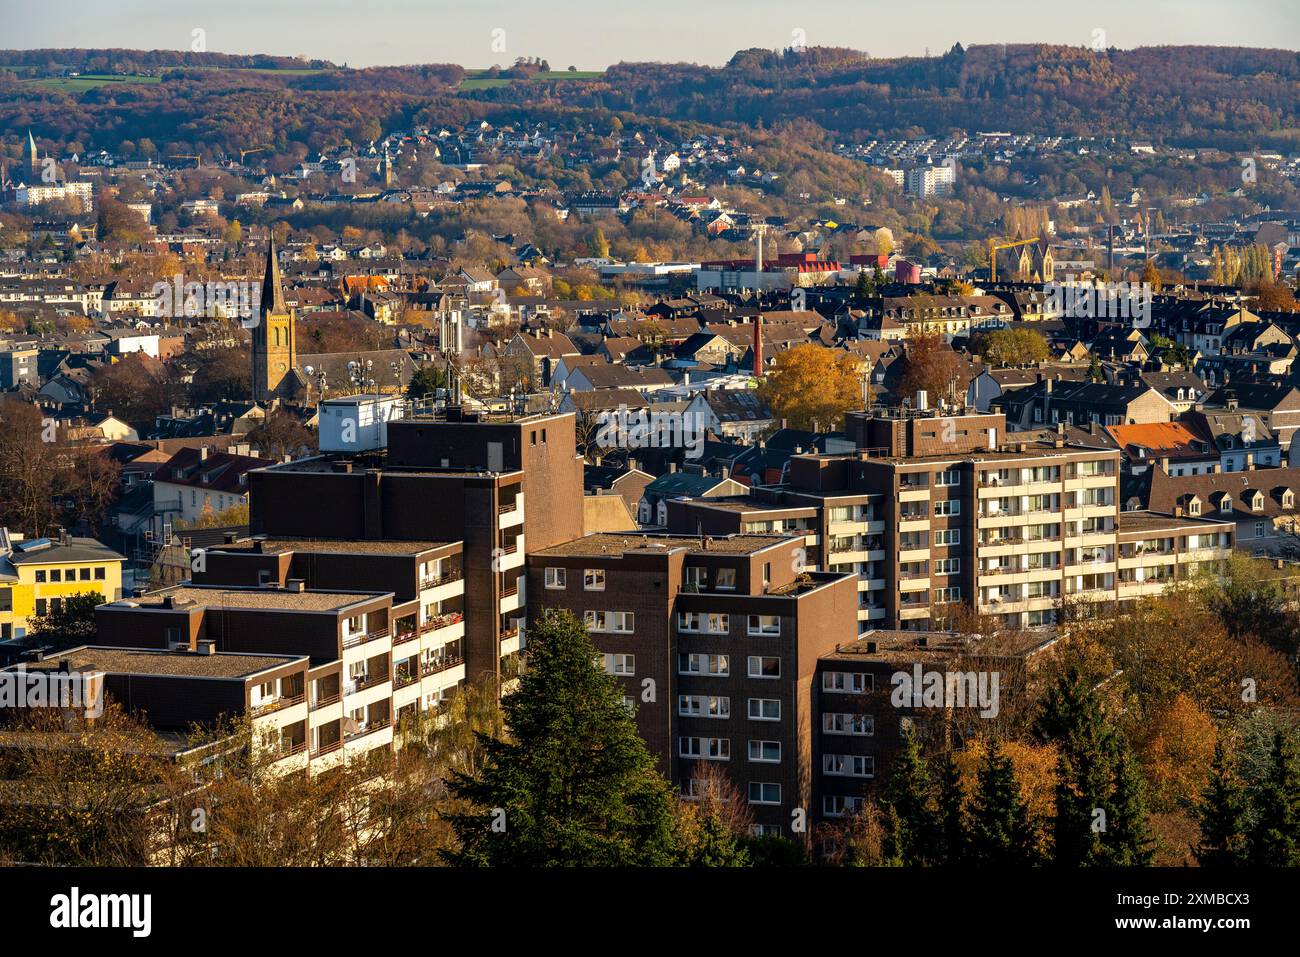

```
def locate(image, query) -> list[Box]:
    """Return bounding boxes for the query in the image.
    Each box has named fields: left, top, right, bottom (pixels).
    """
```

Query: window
left=1255, top=521, right=1266, bottom=538
left=747, top=614, right=780, bottom=636
left=94, top=567, right=106, bottom=581
left=684, top=567, right=706, bottom=588
left=823, top=671, right=872, bottom=694
left=79, top=567, right=90, bottom=581
left=583, top=568, right=605, bottom=591
left=679, top=736, right=730, bottom=760
left=823, top=754, right=874, bottom=778
left=933, top=557, right=960, bottom=575
left=747, top=782, right=781, bottom=805
left=748, top=740, right=781, bottom=763
left=748, top=698, right=780, bottom=721
left=603, top=654, right=635, bottom=676
left=34, top=570, right=46, bottom=583
left=678, top=694, right=730, bottom=718
left=823, top=713, right=874, bottom=735
left=1220, top=496, right=1233, bottom=514
left=933, top=586, right=962, bottom=603
left=585, top=611, right=634, bottom=633
left=747, top=656, right=781, bottom=679
left=934, top=528, right=960, bottom=546
left=935, top=468, right=961, bottom=487
left=679, top=653, right=729, bottom=676
left=715, top=568, right=736, bottom=590
left=762, top=563, right=771, bottom=587
left=35, top=599, right=47, bottom=616
left=49, top=569, right=61, bottom=582
left=823, top=794, right=865, bottom=817
left=544, top=567, right=567, bottom=589
left=933, top=499, right=960, bottom=517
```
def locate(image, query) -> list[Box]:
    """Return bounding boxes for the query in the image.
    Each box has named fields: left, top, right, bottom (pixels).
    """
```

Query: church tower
left=251, top=236, right=297, bottom=403
left=26, top=130, right=39, bottom=177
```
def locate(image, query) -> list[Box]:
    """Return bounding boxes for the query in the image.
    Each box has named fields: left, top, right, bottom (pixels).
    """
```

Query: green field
left=23, top=73, right=161, bottom=92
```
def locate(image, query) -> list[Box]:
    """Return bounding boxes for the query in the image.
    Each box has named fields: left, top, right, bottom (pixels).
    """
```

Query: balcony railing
left=342, top=627, right=388, bottom=650
left=345, top=717, right=392, bottom=743
left=422, top=654, right=464, bottom=678
left=394, top=668, right=419, bottom=689
left=419, top=572, right=462, bottom=590
left=501, top=584, right=519, bottom=598
left=345, top=673, right=389, bottom=695
left=392, top=628, right=419, bottom=647
left=310, top=692, right=341, bottom=712
left=498, top=500, right=519, bottom=515
left=275, top=740, right=308, bottom=759
left=251, top=692, right=306, bottom=717
left=309, top=739, right=343, bottom=758
left=420, top=611, right=463, bottom=633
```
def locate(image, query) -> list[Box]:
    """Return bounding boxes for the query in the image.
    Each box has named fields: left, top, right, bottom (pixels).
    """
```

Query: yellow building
left=0, top=530, right=126, bottom=640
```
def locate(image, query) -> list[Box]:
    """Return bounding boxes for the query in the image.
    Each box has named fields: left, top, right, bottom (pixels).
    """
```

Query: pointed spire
left=260, top=234, right=286, bottom=315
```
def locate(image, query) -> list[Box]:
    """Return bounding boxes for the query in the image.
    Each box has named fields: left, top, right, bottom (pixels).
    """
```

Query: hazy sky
left=2, top=0, right=1297, bottom=69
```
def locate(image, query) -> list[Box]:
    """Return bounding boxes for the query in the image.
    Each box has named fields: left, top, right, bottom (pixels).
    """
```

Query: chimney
left=58, top=527, right=69, bottom=545
left=223, top=532, right=238, bottom=544
left=286, top=579, right=305, bottom=593
left=669, top=462, right=678, bottom=473
left=196, top=639, right=216, bottom=656
left=199, top=446, right=209, bottom=462
left=753, top=314, right=764, bottom=377
left=915, top=390, right=928, bottom=411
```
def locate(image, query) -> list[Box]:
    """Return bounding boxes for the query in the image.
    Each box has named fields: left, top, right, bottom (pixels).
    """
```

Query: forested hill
left=471, top=43, right=1300, bottom=149
left=1, top=44, right=1298, bottom=155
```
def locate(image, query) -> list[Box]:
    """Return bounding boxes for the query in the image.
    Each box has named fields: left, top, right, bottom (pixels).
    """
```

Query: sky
left=1, top=0, right=1298, bottom=70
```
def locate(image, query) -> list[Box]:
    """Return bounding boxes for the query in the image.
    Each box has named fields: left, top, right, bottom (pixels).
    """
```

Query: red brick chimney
left=753, top=315, right=763, bottom=378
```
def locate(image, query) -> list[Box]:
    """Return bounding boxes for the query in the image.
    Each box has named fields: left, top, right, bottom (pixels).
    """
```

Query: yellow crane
left=239, top=147, right=269, bottom=164
left=988, top=236, right=1039, bottom=283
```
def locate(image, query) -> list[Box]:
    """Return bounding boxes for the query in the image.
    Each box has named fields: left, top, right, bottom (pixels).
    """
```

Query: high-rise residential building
left=245, top=402, right=584, bottom=681
left=905, top=163, right=955, bottom=197
left=526, top=531, right=860, bottom=834
left=666, top=408, right=1234, bottom=631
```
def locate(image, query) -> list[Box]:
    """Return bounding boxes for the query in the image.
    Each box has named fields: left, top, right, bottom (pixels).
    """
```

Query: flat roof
left=21, top=646, right=305, bottom=680
left=533, top=532, right=791, bottom=558
left=1117, top=509, right=1235, bottom=534
left=112, top=585, right=387, bottom=613
left=219, top=537, right=458, bottom=556
left=261, top=456, right=522, bottom=479
left=821, top=629, right=1055, bottom=663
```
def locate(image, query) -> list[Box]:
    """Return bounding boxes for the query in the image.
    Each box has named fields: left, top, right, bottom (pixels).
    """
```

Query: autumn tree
left=759, top=343, right=862, bottom=431
left=973, top=328, right=1051, bottom=367
left=895, top=329, right=961, bottom=405
left=246, top=411, right=316, bottom=461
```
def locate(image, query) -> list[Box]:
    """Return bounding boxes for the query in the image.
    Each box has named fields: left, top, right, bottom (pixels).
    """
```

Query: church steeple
left=260, top=233, right=287, bottom=315
left=26, top=130, right=39, bottom=176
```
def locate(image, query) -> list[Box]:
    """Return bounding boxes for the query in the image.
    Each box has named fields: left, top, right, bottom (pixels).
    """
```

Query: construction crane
left=988, top=236, right=1039, bottom=283
left=239, top=147, right=269, bottom=164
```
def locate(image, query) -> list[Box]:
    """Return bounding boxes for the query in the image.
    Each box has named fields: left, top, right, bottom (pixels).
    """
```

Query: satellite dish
left=304, top=365, right=315, bottom=376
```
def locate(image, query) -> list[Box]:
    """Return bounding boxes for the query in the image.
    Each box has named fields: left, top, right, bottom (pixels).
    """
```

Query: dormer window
left=1283, top=490, right=1295, bottom=509
left=1187, top=497, right=1201, bottom=516
left=1219, top=495, right=1232, bottom=514
left=1251, top=492, right=1264, bottom=512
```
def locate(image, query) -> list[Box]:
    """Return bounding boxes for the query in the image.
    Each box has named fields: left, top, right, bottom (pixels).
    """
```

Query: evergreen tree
left=853, top=269, right=875, bottom=306
left=442, top=609, right=679, bottom=866
left=1195, top=741, right=1246, bottom=866
left=1246, top=730, right=1300, bottom=867
left=935, top=752, right=966, bottom=865
left=683, top=810, right=750, bottom=867
left=968, top=738, right=1038, bottom=864
left=1098, top=746, right=1155, bottom=866
left=881, top=725, right=939, bottom=865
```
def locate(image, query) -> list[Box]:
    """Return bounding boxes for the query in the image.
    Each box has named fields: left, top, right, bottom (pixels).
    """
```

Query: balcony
left=498, top=500, right=519, bottom=516
left=421, top=611, right=463, bottom=633
left=419, top=571, right=462, bottom=590
left=251, top=692, right=306, bottom=717
left=394, top=666, right=419, bottom=689
left=345, top=717, right=391, bottom=743
left=342, top=627, right=389, bottom=650
left=309, top=738, right=343, bottom=759
left=422, top=654, right=464, bottom=678
left=310, top=692, right=341, bottom=712
left=345, top=673, right=388, bottom=695
left=275, top=740, right=308, bottom=759
left=392, top=627, right=419, bottom=647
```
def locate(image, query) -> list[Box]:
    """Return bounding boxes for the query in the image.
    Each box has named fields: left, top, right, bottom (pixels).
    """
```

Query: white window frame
left=544, top=567, right=567, bottom=589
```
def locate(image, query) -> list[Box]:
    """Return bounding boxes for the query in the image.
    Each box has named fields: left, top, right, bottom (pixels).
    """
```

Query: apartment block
left=526, top=532, right=859, bottom=835
left=666, top=408, right=1234, bottom=630
left=3, top=645, right=313, bottom=770
left=0, top=528, right=126, bottom=641
left=246, top=403, right=584, bottom=681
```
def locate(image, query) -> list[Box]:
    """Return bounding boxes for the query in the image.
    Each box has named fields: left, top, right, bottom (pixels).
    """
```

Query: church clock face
left=277, top=362, right=287, bottom=372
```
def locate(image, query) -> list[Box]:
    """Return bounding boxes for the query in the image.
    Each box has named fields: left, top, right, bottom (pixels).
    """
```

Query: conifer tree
left=1098, top=746, right=1155, bottom=866
left=968, top=738, right=1038, bottom=864
left=1195, top=741, right=1246, bottom=866
left=443, top=609, right=679, bottom=866
left=881, top=725, right=939, bottom=865
left=935, top=752, right=966, bottom=865
left=1246, top=730, right=1300, bottom=867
